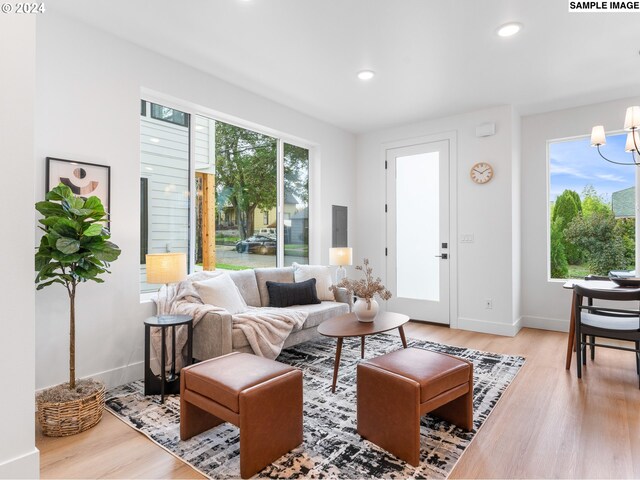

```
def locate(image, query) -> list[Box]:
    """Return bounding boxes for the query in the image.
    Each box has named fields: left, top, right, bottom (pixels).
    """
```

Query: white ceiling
left=52, top=0, right=640, bottom=133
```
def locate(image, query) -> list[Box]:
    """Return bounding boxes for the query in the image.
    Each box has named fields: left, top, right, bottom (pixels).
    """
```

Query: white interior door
left=386, top=140, right=450, bottom=324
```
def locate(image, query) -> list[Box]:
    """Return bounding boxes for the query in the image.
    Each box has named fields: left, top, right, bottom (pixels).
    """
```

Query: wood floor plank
left=37, top=411, right=204, bottom=479
left=36, top=324, right=640, bottom=479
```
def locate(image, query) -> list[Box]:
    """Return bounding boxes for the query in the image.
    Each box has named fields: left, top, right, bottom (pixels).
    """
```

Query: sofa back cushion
left=228, top=269, right=261, bottom=307
left=254, top=267, right=294, bottom=307
left=193, top=273, right=248, bottom=314
left=292, top=263, right=335, bottom=301
left=266, top=278, right=321, bottom=308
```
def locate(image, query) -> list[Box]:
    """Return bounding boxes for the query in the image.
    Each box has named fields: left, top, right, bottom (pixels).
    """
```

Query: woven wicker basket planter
left=37, top=383, right=106, bottom=437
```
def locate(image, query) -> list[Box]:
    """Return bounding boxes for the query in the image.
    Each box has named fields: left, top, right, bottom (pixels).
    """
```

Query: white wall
left=0, top=15, right=39, bottom=479
left=521, top=96, right=640, bottom=330
left=356, top=105, right=522, bottom=336
left=34, top=13, right=356, bottom=390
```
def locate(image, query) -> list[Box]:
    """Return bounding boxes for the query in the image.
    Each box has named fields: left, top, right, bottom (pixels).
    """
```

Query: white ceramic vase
left=353, top=297, right=379, bottom=322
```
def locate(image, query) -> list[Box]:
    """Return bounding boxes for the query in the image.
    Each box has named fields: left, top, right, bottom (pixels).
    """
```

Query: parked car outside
left=235, top=235, right=276, bottom=254
left=258, top=227, right=276, bottom=238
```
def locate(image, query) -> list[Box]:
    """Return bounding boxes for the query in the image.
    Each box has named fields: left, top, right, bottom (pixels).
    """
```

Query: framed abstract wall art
left=46, top=157, right=111, bottom=221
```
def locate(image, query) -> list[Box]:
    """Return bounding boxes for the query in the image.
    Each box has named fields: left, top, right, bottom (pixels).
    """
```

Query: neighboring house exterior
left=290, top=207, right=309, bottom=245
left=217, top=191, right=303, bottom=236
left=612, top=186, right=635, bottom=218
left=139, top=105, right=191, bottom=292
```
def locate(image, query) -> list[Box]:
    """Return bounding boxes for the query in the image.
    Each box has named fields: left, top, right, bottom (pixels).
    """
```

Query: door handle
left=435, top=254, right=448, bottom=259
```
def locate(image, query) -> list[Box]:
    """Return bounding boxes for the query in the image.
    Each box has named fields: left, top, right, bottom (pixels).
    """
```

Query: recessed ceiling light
left=150, top=137, right=160, bottom=143
left=497, top=22, right=522, bottom=37
left=357, top=70, right=375, bottom=81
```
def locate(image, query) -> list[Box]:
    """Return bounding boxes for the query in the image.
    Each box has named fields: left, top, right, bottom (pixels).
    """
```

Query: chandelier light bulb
left=590, top=126, right=606, bottom=147
left=625, top=131, right=640, bottom=153
left=624, top=106, right=640, bottom=131
left=591, top=106, right=640, bottom=165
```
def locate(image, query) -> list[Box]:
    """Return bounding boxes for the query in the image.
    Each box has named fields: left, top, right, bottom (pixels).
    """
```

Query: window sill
left=140, top=291, right=157, bottom=304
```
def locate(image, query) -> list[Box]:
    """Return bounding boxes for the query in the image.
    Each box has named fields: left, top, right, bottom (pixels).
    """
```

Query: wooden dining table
left=563, top=279, right=631, bottom=369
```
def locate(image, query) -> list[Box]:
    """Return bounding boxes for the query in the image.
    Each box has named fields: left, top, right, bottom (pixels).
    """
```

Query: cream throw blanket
left=152, top=271, right=308, bottom=370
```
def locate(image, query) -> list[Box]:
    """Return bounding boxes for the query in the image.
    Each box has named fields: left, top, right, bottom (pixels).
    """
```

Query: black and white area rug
left=106, top=334, right=525, bottom=479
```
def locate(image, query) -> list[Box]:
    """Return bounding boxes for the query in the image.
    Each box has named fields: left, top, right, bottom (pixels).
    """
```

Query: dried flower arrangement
left=331, top=258, right=392, bottom=308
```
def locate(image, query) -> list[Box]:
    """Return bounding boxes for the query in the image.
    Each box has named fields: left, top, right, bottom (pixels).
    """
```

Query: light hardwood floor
left=37, top=323, right=640, bottom=479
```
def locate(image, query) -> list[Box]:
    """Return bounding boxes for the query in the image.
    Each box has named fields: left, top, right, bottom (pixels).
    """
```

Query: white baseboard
left=521, top=315, right=569, bottom=333
left=36, top=361, right=144, bottom=394
left=457, top=316, right=522, bottom=337
left=90, top=361, right=145, bottom=389
left=0, top=448, right=39, bottom=479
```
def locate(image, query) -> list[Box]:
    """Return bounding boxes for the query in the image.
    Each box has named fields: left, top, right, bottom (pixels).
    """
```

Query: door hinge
left=385, top=160, right=388, bottom=169
left=385, top=247, right=388, bottom=256
left=385, top=204, right=387, bottom=213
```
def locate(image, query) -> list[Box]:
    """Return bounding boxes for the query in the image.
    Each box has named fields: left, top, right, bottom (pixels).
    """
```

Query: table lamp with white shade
left=329, top=247, right=352, bottom=283
left=146, top=253, right=187, bottom=315
left=145, top=252, right=188, bottom=384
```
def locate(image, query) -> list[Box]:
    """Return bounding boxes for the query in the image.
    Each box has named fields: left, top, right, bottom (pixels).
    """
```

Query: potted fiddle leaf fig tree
left=35, top=183, right=121, bottom=437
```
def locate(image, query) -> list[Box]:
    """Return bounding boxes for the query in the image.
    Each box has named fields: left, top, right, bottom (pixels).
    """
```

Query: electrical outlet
left=485, top=299, right=493, bottom=309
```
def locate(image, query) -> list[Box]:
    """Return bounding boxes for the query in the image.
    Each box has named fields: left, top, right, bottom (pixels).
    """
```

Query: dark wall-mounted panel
left=332, top=205, right=348, bottom=248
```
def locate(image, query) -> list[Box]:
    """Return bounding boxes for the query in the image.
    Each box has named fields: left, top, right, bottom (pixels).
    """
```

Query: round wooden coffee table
left=317, top=311, right=410, bottom=393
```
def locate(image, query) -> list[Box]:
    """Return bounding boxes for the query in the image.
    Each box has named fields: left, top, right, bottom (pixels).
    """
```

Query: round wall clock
left=470, top=162, right=494, bottom=184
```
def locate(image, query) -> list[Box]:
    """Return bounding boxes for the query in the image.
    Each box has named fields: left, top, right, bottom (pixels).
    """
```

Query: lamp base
left=335, top=266, right=347, bottom=284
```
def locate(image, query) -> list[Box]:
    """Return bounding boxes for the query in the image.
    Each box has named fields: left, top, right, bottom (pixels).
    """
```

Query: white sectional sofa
left=192, top=266, right=352, bottom=361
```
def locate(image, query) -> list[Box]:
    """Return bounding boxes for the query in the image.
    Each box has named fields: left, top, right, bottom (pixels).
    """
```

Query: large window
left=140, top=102, right=190, bottom=293
left=141, top=100, right=311, bottom=292
left=549, top=133, right=635, bottom=279
left=206, top=118, right=278, bottom=269
left=284, top=143, right=310, bottom=266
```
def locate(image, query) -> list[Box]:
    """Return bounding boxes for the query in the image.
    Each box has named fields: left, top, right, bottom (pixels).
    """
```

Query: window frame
left=139, top=176, right=149, bottom=265
left=546, top=130, right=638, bottom=282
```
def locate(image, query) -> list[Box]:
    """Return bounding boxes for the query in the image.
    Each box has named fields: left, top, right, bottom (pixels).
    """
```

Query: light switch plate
left=460, top=234, right=474, bottom=243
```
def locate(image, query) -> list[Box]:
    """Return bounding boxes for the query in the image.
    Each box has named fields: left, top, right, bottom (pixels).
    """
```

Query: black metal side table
left=144, top=314, right=193, bottom=403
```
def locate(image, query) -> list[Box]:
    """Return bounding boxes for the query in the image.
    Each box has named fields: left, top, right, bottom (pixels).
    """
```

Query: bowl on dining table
left=608, top=275, right=640, bottom=287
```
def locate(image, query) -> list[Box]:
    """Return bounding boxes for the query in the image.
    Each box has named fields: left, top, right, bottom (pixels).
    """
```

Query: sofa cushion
left=193, top=273, right=248, bottom=314
left=286, top=301, right=350, bottom=330
left=292, top=263, right=335, bottom=301
left=232, top=301, right=350, bottom=349
left=228, top=269, right=261, bottom=307
left=255, top=267, right=294, bottom=307
left=266, top=278, right=321, bottom=308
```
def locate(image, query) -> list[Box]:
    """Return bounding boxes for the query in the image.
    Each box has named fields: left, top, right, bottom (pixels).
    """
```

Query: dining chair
left=583, top=275, right=611, bottom=361
left=573, top=284, right=640, bottom=388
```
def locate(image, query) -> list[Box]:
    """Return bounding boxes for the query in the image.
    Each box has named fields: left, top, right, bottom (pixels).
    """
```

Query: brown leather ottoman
left=357, top=347, right=473, bottom=466
left=180, top=352, right=303, bottom=478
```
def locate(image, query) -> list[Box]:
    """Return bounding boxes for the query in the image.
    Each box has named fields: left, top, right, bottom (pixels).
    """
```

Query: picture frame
left=46, top=157, right=111, bottom=224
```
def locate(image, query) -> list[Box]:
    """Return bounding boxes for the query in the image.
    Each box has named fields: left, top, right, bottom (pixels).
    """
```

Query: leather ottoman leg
left=357, top=363, right=421, bottom=466
left=431, top=366, right=474, bottom=431
left=238, top=369, right=303, bottom=479
left=180, top=374, right=224, bottom=440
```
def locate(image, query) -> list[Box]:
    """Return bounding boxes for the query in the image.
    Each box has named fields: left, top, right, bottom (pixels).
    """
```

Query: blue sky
left=549, top=133, right=634, bottom=202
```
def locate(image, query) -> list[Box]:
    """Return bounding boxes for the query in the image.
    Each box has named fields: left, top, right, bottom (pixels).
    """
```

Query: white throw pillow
left=292, top=262, right=335, bottom=301
left=193, top=273, right=248, bottom=314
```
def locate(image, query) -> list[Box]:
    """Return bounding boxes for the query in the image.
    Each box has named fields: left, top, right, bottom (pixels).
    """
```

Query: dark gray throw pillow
left=266, top=278, right=321, bottom=307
